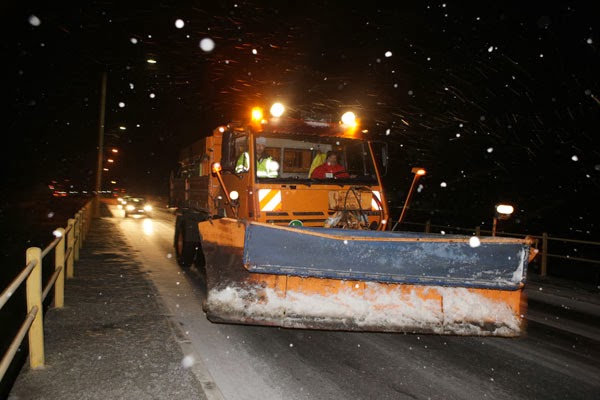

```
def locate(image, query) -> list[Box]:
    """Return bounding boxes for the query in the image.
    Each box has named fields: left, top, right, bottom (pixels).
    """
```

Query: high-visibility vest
left=257, top=157, right=279, bottom=178
left=235, top=152, right=249, bottom=173
left=236, top=152, right=278, bottom=177
left=308, top=153, right=327, bottom=177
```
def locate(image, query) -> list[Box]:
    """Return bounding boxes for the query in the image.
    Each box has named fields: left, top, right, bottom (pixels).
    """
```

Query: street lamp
left=94, top=70, right=108, bottom=216
left=392, top=167, right=426, bottom=231
left=492, top=203, right=514, bottom=236
left=102, top=146, right=122, bottom=195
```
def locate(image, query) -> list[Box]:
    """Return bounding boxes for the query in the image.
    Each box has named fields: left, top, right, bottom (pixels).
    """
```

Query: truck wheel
left=175, top=227, right=196, bottom=268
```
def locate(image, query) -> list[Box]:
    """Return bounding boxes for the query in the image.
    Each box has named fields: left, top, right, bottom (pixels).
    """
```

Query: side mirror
left=381, top=144, right=388, bottom=169
left=375, top=142, right=388, bottom=176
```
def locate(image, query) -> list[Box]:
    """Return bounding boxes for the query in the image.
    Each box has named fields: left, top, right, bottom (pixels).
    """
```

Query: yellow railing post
left=541, top=232, right=548, bottom=277
left=81, top=206, right=88, bottom=242
left=54, top=228, right=66, bottom=308
left=67, top=218, right=75, bottom=278
left=74, top=212, right=81, bottom=262
left=26, top=247, right=45, bottom=369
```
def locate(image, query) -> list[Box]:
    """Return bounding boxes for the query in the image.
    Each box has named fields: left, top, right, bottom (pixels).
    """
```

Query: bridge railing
left=401, top=221, right=600, bottom=277
left=0, top=199, right=94, bottom=382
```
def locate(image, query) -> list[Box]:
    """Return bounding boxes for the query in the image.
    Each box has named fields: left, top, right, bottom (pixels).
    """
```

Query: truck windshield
left=256, top=135, right=378, bottom=185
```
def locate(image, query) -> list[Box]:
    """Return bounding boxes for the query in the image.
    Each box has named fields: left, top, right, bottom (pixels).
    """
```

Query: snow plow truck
left=170, top=102, right=536, bottom=337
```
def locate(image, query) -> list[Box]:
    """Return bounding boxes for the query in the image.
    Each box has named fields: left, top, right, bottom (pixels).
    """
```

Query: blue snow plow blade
left=243, top=223, right=529, bottom=290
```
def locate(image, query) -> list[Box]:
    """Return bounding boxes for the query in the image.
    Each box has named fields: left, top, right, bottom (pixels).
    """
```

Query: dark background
left=2, top=0, right=599, bottom=238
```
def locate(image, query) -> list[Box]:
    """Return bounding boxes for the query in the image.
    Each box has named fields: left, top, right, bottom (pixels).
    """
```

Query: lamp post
left=94, top=70, right=107, bottom=217
left=492, top=203, right=514, bottom=236
left=392, top=167, right=426, bottom=231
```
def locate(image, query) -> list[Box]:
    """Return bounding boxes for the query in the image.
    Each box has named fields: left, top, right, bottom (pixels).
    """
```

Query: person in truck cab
left=310, top=151, right=350, bottom=179
left=308, top=151, right=327, bottom=177
left=236, top=136, right=279, bottom=177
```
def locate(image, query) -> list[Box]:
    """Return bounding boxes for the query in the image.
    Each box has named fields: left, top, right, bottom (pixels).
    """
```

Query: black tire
left=175, top=225, right=196, bottom=268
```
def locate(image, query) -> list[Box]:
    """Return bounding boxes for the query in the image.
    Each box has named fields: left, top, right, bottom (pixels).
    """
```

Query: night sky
left=4, top=1, right=599, bottom=238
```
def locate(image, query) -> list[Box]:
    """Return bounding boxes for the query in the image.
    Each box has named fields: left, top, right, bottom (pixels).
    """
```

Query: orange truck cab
left=170, top=104, right=390, bottom=266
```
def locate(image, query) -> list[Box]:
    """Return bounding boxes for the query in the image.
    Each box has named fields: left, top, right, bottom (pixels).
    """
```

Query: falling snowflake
left=469, top=236, right=481, bottom=247
left=181, top=354, right=195, bottom=368
left=199, top=38, right=215, bottom=52
left=28, top=15, right=41, bottom=27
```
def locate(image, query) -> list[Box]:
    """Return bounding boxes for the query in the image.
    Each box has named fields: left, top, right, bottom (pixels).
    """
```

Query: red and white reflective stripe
left=259, top=189, right=282, bottom=211
left=371, top=191, right=382, bottom=210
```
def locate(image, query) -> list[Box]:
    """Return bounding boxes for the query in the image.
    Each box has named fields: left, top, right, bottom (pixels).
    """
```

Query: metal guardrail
left=400, top=221, right=600, bottom=277
left=0, top=199, right=94, bottom=382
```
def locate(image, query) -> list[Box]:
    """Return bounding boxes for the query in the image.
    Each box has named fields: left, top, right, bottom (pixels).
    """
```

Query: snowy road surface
left=112, top=205, right=600, bottom=400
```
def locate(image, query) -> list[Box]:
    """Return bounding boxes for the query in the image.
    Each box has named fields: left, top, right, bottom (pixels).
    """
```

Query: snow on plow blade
left=199, top=219, right=531, bottom=337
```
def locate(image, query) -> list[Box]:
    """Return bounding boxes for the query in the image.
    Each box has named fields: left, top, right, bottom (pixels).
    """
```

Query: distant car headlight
left=144, top=205, right=152, bottom=212
left=126, top=205, right=135, bottom=211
